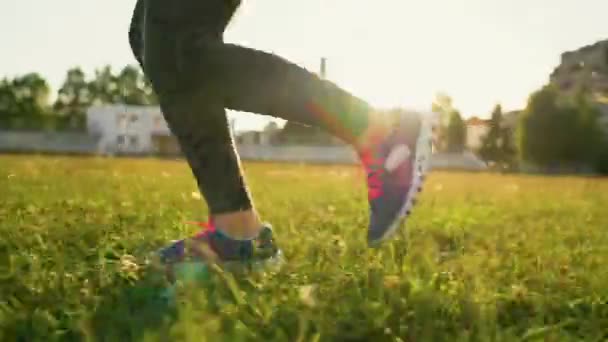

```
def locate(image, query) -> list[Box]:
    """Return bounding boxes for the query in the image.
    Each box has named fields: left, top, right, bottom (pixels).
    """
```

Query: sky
left=1, top=0, right=607, bottom=131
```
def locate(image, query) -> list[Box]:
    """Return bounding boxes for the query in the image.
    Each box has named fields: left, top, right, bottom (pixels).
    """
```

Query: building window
left=117, top=135, right=126, bottom=145
left=129, top=114, right=138, bottom=123
left=129, top=135, right=139, bottom=149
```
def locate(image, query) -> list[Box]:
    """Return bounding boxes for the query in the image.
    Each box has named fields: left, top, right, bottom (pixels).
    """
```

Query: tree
left=54, top=67, right=90, bottom=130
left=572, top=87, right=602, bottom=164
left=0, top=78, right=19, bottom=128
left=0, top=65, right=159, bottom=132
left=115, top=65, right=158, bottom=105
left=499, top=124, right=517, bottom=168
left=597, top=142, right=608, bottom=174
left=88, top=65, right=157, bottom=106
left=478, top=104, right=516, bottom=167
left=432, top=93, right=467, bottom=153
left=142, top=76, right=158, bottom=105
left=431, top=92, right=453, bottom=127
left=0, top=73, right=51, bottom=130
left=518, top=85, right=562, bottom=167
left=478, top=104, right=502, bottom=161
left=518, top=84, right=603, bottom=171
left=88, top=65, right=120, bottom=105
left=445, top=110, right=466, bottom=153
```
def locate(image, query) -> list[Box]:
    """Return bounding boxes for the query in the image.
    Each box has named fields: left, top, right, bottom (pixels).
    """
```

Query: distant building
left=550, top=39, right=608, bottom=95
left=235, top=131, right=264, bottom=145
left=549, top=38, right=608, bottom=138
left=234, top=121, right=281, bottom=145
left=464, top=111, right=521, bottom=152
left=86, top=104, right=180, bottom=155
left=465, top=116, right=490, bottom=151
left=88, top=104, right=290, bottom=156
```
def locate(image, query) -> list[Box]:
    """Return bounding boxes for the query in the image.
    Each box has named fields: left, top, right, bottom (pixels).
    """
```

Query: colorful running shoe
left=156, top=219, right=283, bottom=283
left=359, top=110, right=433, bottom=247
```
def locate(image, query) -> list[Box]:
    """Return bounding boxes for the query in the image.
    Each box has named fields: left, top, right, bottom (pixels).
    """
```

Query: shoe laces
left=360, top=149, right=385, bottom=200
left=185, top=218, right=216, bottom=239
left=358, top=120, right=404, bottom=200
left=184, top=218, right=277, bottom=261
left=184, top=218, right=247, bottom=260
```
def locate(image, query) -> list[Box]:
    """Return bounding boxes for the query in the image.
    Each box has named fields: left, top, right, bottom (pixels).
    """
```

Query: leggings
left=129, top=0, right=373, bottom=214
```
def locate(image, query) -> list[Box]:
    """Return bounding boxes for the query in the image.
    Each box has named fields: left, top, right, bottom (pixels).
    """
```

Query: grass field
left=1, top=154, right=607, bottom=341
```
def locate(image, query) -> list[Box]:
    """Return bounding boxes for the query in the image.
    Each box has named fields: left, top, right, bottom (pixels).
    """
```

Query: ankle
left=213, top=209, right=263, bottom=240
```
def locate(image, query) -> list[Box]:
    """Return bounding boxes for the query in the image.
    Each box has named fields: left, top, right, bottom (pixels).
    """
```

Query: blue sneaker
left=359, top=110, right=433, bottom=247
left=155, top=220, right=283, bottom=283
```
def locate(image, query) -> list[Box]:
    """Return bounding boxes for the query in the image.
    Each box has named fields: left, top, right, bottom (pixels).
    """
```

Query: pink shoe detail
left=185, top=218, right=216, bottom=239
left=360, top=149, right=386, bottom=200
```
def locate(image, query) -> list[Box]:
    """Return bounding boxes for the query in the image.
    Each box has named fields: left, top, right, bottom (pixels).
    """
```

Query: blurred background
left=1, top=0, right=607, bottom=173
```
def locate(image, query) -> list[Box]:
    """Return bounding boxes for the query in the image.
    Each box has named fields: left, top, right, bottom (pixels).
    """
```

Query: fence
left=0, top=131, right=488, bottom=171
left=0, top=130, right=100, bottom=155
left=236, top=144, right=488, bottom=170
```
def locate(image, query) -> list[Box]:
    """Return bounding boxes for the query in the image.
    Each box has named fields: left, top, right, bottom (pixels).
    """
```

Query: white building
left=234, top=122, right=282, bottom=145
left=465, top=117, right=490, bottom=151
left=86, top=104, right=175, bottom=155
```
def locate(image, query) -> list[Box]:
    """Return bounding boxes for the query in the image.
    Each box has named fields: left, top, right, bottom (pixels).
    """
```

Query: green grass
left=1, top=154, right=607, bottom=341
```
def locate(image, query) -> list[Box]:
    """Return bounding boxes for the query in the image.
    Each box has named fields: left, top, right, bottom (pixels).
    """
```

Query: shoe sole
left=369, top=113, right=434, bottom=247
left=159, top=249, right=286, bottom=302
left=165, top=249, right=285, bottom=282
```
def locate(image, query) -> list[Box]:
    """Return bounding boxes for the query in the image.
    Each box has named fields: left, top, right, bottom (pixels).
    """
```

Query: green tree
left=500, top=124, right=517, bottom=168
left=572, top=87, right=602, bottom=165
left=116, top=65, right=158, bottom=105
left=88, top=65, right=120, bottom=105
left=518, top=85, right=561, bottom=167
left=518, top=84, right=603, bottom=171
left=478, top=104, right=502, bottom=162
left=597, top=143, right=608, bottom=174
left=445, top=110, right=466, bottom=153
left=431, top=92, right=453, bottom=127
left=88, top=65, right=157, bottom=106
left=54, top=67, right=90, bottom=130
left=431, top=92, right=457, bottom=152
left=0, top=73, right=51, bottom=130
left=0, top=78, right=18, bottom=128
left=478, top=104, right=516, bottom=167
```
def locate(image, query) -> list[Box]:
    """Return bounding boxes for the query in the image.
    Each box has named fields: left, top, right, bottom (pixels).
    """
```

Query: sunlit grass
left=1, top=154, right=607, bottom=341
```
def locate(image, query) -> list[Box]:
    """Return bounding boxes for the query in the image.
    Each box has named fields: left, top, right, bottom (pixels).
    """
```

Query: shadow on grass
left=89, top=270, right=178, bottom=341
